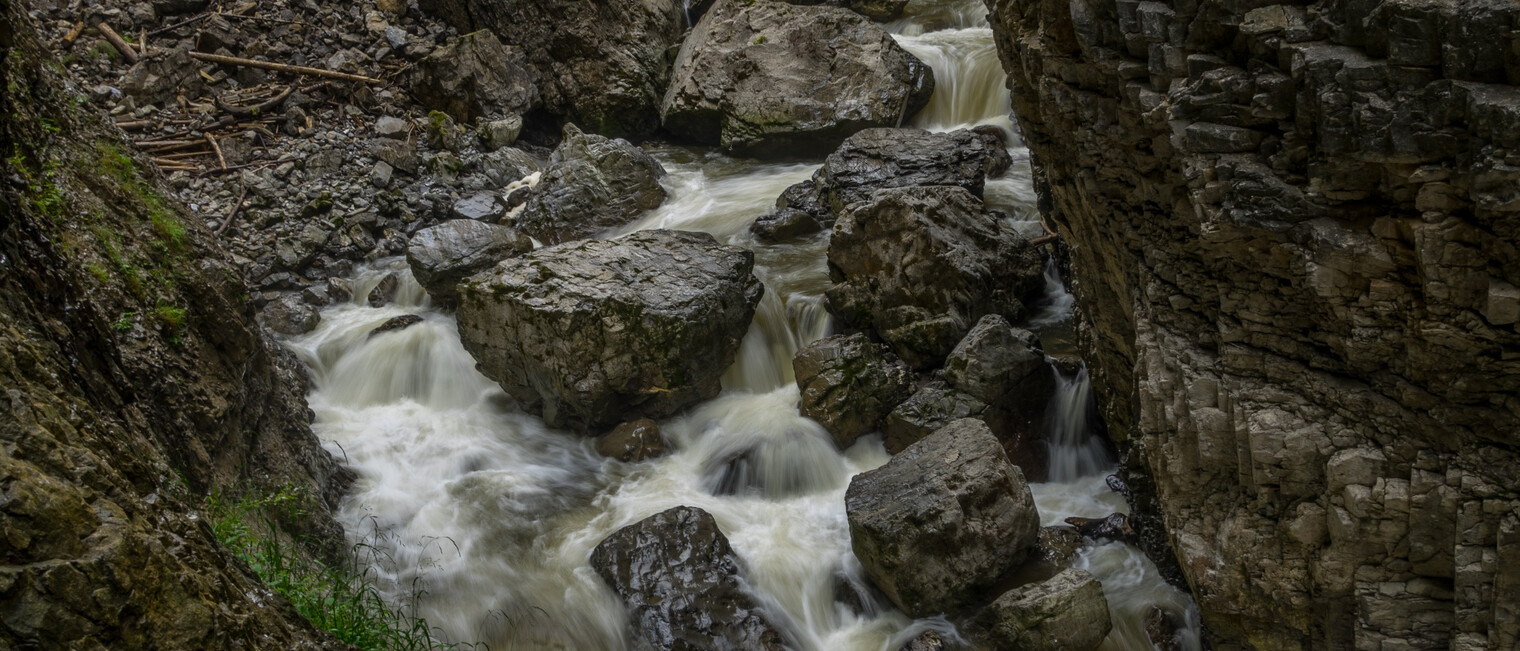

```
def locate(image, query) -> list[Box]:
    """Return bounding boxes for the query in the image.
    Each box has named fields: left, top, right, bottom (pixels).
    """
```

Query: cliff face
left=985, top=0, right=1520, bottom=648
left=0, top=2, right=350, bottom=647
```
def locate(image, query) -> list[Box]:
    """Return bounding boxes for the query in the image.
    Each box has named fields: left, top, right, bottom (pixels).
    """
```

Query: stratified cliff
left=0, top=1, right=350, bottom=647
left=985, top=0, right=1519, bottom=648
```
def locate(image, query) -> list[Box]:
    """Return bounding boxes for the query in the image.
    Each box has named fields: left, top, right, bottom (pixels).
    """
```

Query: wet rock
left=1034, top=526, right=1085, bottom=568
left=455, top=230, right=762, bottom=433
left=451, top=192, right=503, bottom=221
left=595, top=418, right=668, bottom=462
left=406, top=220, right=532, bottom=304
left=367, top=273, right=399, bottom=307
left=967, top=568, right=1111, bottom=651
left=418, top=0, right=684, bottom=138
left=374, top=115, right=409, bottom=139
left=514, top=124, right=667, bottom=244
left=410, top=30, right=539, bottom=122
left=749, top=208, right=823, bottom=243
left=661, top=0, right=933, bottom=157
left=260, top=293, right=320, bottom=335
left=367, top=314, right=424, bottom=339
left=899, top=630, right=946, bottom=651
left=832, top=572, right=877, bottom=617
left=846, top=418, right=1040, bottom=616
left=813, top=128, right=1012, bottom=220
left=883, top=381, right=987, bottom=454
left=944, top=315, right=1049, bottom=403
left=119, top=47, right=205, bottom=106
left=589, top=506, right=793, bottom=650
left=826, top=186, right=1046, bottom=369
left=370, top=138, right=420, bottom=175
left=1065, top=513, right=1137, bottom=545
left=700, top=429, right=843, bottom=499
left=1146, top=606, right=1187, bottom=651
left=793, top=333, right=913, bottom=449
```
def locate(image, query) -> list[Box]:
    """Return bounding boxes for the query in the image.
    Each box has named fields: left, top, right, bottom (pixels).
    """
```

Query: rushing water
left=286, top=1, right=1203, bottom=648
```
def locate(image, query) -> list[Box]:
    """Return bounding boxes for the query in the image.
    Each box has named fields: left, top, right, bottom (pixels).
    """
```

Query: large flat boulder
left=826, top=186, right=1046, bottom=369
left=514, top=124, right=667, bottom=245
left=793, top=332, right=914, bottom=449
left=455, top=230, right=762, bottom=433
left=405, top=219, right=532, bottom=303
left=845, top=418, right=1041, bottom=616
left=590, top=506, right=793, bottom=650
left=661, top=0, right=933, bottom=157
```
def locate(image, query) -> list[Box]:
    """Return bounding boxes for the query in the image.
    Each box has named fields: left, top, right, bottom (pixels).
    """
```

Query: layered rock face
left=986, top=0, right=1520, bottom=648
left=0, top=4, right=348, bottom=646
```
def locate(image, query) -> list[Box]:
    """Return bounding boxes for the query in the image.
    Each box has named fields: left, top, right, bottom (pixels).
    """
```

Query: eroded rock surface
left=826, top=186, right=1046, bottom=369
left=661, top=0, right=933, bottom=157
left=589, top=506, right=793, bottom=650
left=405, top=219, right=532, bottom=303
left=793, top=333, right=914, bottom=449
left=968, top=568, right=1111, bottom=651
left=410, top=30, right=539, bottom=122
left=845, top=418, right=1040, bottom=616
left=987, top=0, right=1520, bottom=647
left=455, top=230, right=762, bottom=433
left=514, top=124, right=667, bottom=245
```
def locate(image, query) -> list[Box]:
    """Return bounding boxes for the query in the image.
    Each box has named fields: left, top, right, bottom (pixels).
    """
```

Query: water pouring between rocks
left=287, top=0, right=1202, bottom=648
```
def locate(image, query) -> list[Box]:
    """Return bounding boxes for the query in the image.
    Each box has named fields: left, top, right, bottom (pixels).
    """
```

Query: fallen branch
left=215, top=183, right=248, bottom=236
left=62, top=21, right=85, bottom=46
left=147, top=12, right=208, bottom=37
left=97, top=23, right=139, bottom=64
left=187, top=51, right=380, bottom=84
left=114, top=119, right=153, bottom=130
left=214, top=85, right=294, bottom=117
left=1031, top=215, right=1059, bottom=247
left=200, top=155, right=298, bottom=175
left=204, top=134, right=227, bottom=170
left=134, top=139, right=202, bottom=148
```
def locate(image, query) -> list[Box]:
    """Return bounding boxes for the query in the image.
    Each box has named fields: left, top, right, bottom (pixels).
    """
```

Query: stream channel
left=285, top=1, right=1205, bottom=648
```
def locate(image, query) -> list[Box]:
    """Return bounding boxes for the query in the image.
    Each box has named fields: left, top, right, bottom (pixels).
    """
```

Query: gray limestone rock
left=514, top=124, right=667, bottom=245
left=792, top=333, right=914, bottom=449
left=967, top=568, right=1112, bottom=651
left=119, top=47, right=205, bottom=106
left=410, top=30, right=539, bottom=122
left=405, top=220, right=532, bottom=303
left=826, top=186, right=1046, bottom=369
left=260, top=293, right=320, bottom=335
left=455, top=230, right=762, bottom=433
left=883, top=381, right=987, bottom=454
left=595, top=418, right=668, bottom=462
left=845, top=418, right=1040, bottom=616
left=661, top=0, right=933, bottom=157
left=589, top=506, right=793, bottom=651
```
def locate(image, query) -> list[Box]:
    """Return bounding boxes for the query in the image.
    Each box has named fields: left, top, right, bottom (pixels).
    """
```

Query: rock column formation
left=986, top=0, right=1520, bottom=648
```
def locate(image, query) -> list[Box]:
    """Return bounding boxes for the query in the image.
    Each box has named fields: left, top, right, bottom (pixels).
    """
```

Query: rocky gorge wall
left=985, top=0, right=1520, bottom=648
left=0, top=2, right=350, bottom=647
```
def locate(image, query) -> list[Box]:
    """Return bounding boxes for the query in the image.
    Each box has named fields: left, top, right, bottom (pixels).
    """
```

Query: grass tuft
left=204, top=488, right=469, bottom=650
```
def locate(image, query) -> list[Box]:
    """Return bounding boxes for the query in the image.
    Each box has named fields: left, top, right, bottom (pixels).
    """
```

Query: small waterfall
left=1043, top=365, right=1111, bottom=482
left=1028, top=257, right=1076, bottom=328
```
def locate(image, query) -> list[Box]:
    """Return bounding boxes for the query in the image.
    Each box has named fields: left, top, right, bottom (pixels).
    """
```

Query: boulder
left=455, top=230, right=763, bottom=433
left=943, top=315, right=1057, bottom=469
left=595, top=418, right=668, bottom=462
left=405, top=220, right=532, bottom=303
left=749, top=208, right=823, bottom=243
left=826, top=186, right=1046, bottom=368
left=410, top=30, right=539, bottom=122
left=882, top=381, right=987, bottom=454
left=260, top=293, right=320, bottom=335
left=967, top=568, right=1112, bottom=651
left=514, top=124, right=667, bottom=245
left=120, top=47, right=205, bottom=106
left=416, top=0, right=685, bottom=138
left=661, top=0, right=933, bottom=157
left=845, top=419, right=1041, bottom=616
left=367, top=314, right=424, bottom=339
left=589, top=506, right=792, bottom=650
left=793, top=333, right=913, bottom=448
left=814, top=128, right=1012, bottom=218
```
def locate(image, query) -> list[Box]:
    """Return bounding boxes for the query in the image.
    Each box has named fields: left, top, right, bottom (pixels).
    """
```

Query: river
left=283, top=0, right=1203, bottom=648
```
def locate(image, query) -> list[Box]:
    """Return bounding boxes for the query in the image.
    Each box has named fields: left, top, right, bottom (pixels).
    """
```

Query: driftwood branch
left=1030, top=215, right=1060, bottom=246
left=214, top=85, right=294, bottom=117
left=62, top=21, right=85, bottom=46
left=187, top=51, right=380, bottom=84
left=97, top=23, right=138, bottom=64
left=215, top=183, right=247, bottom=236
left=204, top=134, right=227, bottom=170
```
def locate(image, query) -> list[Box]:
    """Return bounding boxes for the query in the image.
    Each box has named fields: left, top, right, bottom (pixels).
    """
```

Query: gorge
left=1, top=0, right=1515, bottom=649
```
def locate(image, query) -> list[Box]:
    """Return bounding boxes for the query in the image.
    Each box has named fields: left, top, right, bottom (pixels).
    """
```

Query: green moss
left=113, top=312, right=136, bottom=331
left=151, top=303, right=187, bottom=332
